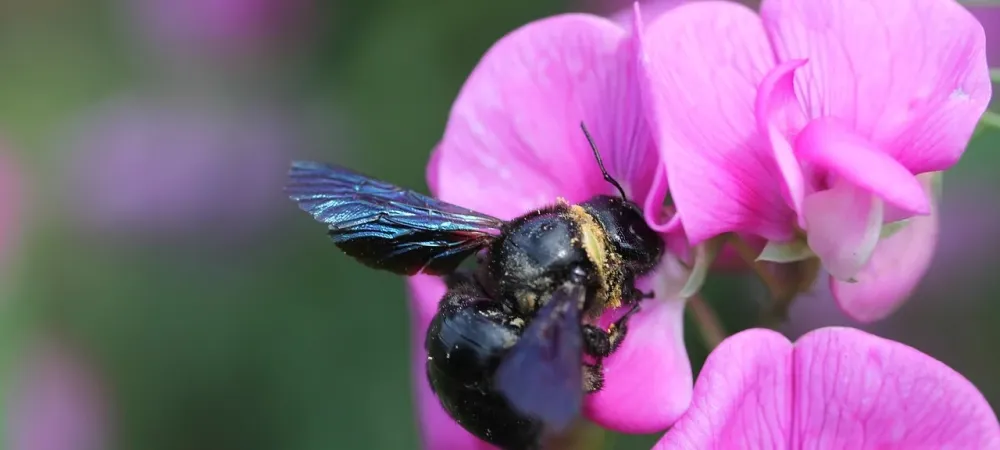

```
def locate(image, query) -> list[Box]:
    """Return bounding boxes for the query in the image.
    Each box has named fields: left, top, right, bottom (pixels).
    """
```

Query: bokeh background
left=0, top=0, right=998, bottom=449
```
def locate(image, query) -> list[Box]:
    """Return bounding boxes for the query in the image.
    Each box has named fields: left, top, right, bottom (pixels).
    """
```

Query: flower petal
left=791, top=327, right=1000, bottom=449
left=760, top=0, right=991, bottom=174
left=831, top=174, right=940, bottom=322
left=640, top=1, right=794, bottom=244
left=585, top=254, right=693, bottom=433
left=655, top=327, right=1000, bottom=449
left=597, top=5, right=659, bottom=204
left=652, top=329, right=793, bottom=449
left=795, top=117, right=930, bottom=216
left=631, top=5, right=683, bottom=235
left=803, top=181, right=884, bottom=282
left=755, top=60, right=809, bottom=219
left=406, top=275, right=496, bottom=450
left=609, top=0, right=686, bottom=29
left=433, top=14, right=639, bottom=219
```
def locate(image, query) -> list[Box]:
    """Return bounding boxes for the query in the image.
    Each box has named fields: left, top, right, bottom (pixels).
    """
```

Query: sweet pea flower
left=640, top=0, right=991, bottom=321
left=62, top=93, right=309, bottom=241
left=965, top=3, right=1000, bottom=66
left=654, top=327, right=1000, bottom=449
left=0, top=144, right=20, bottom=271
left=406, top=10, right=693, bottom=447
left=127, top=0, right=315, bottom=58
left=5, top=337, right=111, bottom=450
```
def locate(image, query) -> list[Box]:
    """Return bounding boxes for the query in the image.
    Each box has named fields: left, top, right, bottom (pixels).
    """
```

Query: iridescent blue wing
left=495, top=284, right=584, bottom=432
left=286, top=161, right=505, bottom=275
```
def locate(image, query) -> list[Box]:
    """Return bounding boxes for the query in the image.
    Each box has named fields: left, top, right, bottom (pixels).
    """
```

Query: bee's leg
left=623, top=276, right=655, bottom=304
left=607, top=302, right=642, bottom=353
left=582, top=325, right=609, bottom=393
left=583, top=361, right=604, bottom=393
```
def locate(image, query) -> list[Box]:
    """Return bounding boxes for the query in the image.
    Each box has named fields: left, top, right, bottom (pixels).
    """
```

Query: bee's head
left=581, top=195, right=664, bottom=275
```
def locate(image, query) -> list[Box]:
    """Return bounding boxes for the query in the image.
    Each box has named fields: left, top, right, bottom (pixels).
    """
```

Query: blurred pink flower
left=0, top=144, right=20, bottom=269
left=127, top=0, right=314, bottom=57
left=966, top=4, right=1000, bottom=66
left=63, top=94, right=307, bottom=240
left=640, top=0, right=991, bottom=321
left=5, top=337, right=110, bottom=450
left=406, top=10, right=693, bottom=446
left=654, top=327, right=1000, bottom=450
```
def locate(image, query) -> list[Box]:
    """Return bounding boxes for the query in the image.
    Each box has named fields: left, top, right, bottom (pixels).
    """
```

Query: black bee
left=286, top=124, right=666, bottom=450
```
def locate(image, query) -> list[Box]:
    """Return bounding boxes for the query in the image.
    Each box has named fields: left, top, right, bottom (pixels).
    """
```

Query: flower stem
left=726, top=234, right=780, bottom=294
left=990, top=68, right=1000, bottom=84
left=726, top=234, right=794, bottom=329
left=688, top=294, right=726, bottom=350
left=543, top=421, right=606, bottom=450
left=980, top=110, right=1000, bottom=131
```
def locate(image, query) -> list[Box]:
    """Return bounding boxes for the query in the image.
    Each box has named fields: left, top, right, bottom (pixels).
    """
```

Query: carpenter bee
left=286, top=124, right=665, bottom=450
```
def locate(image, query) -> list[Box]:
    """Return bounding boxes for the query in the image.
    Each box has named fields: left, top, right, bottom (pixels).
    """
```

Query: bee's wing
left=494, top=283, right=584, bottom=432
left=286, top=161, right=504, bottom=275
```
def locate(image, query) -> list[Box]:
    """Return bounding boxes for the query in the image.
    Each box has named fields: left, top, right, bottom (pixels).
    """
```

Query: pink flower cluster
left=407, top=0, right=999, bottom=448
left=0, top=144, right=19, bottom=271
left=5, top=337, right=110, bottom=450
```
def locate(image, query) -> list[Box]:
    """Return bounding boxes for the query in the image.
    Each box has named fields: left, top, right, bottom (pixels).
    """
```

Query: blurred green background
left=0, top=1, right=997, bottom=449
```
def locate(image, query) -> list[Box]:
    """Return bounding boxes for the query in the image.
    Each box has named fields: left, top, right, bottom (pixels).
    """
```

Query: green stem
left=726, top=234, right=780, bottom=295
left=990, top=68, right=1000, bottom=84
left=688, top=294, right=727, bottom=350
left=981, top=110, right=1000, bottom=130
left=543, top=421, right=606, bottom=450
left=727, top=234, right=800, bottom=329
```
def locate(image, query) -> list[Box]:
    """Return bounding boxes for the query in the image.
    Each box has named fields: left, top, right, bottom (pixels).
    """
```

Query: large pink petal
left=585, top=255, right=693, bottom=433
left=655, top=327, right=1000, bottom=449
left=760, top=0, right=991, bottom=174
left=652, top=329, right=793, bottom=449
left=802, top=181, right=883, bottom=282
left=640, top=1, right=795, bottom=244
left=628, top=4, right=676, bottom=233
left=406, top=275, right=496, bottom=450
left=433, top=14, right=642, bottom=219
left=790, top=327, right=1000, bottom=449
left=594, top=5, right=659, bottom=205
left=831, top=174, right=940, bottom=322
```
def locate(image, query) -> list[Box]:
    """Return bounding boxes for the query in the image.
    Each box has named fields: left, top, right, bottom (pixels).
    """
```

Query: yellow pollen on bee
left=567, top=204, right=624, bottom=310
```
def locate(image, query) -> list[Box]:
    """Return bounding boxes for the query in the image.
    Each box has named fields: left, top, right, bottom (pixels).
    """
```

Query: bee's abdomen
left=424, top=281, right=542, bottom=450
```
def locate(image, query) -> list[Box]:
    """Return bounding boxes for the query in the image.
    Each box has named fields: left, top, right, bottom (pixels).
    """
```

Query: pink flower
left=5, top=337, right=111, bottom=450
left=406, top=10, right=693, bottom=447
left=0, top=143, right=21, bottom=271
left=654, top=327, right=1000, bottom=449
left=127, top=0, right=315, bottom=57
left=62, top=94, right=309, bottom=241
left=640, top=0, right=991, bottom=322
left=965, top=4, right=1000, bottom=66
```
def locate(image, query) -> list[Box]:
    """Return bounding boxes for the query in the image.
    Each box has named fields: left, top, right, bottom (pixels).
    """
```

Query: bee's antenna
left=580, top=122, right=628, bottom=201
